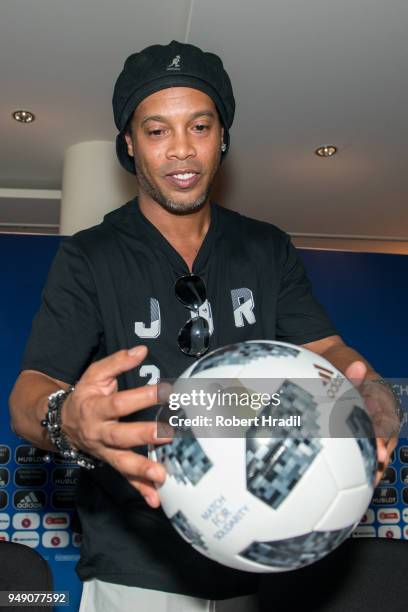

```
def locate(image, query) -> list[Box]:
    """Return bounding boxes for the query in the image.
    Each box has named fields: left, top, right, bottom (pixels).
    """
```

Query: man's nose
left=167, top=130, right=196, bottom=160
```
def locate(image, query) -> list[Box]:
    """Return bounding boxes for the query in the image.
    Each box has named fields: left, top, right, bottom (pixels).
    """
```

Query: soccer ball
left=150, top=340, right=376, bottom=573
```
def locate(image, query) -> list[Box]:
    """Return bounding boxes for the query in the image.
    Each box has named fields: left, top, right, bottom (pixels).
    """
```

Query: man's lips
left=164, top=170, right=201, bottom=190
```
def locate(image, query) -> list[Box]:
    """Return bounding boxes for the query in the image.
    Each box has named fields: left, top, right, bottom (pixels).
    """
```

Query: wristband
left=41, top=387, right=101, bottom=470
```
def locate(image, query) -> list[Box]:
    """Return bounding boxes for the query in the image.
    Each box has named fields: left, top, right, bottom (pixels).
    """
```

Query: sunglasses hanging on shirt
left=174, top=273, right=210, bottom=357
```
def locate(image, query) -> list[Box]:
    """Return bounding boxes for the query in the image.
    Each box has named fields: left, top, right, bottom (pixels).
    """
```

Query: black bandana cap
left=112, top=40, right=235, bottom=174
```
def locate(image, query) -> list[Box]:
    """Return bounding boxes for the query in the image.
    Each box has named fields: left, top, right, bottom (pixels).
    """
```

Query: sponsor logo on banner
left=378, top=525, right=402, bottom=539
left=402, top=488, right=408, bottom=504
left=404, top=525, right=408, bottom=540
left=42, top=530, right=69, bottom=548
left=0, top=532, right=9, bottom=541
left=0, top=446, right=11, bottom=465
left=360, top=509, right=375, bottom=525
left=43, top=513, right=70, bottom=529
left=399, top=446, right=408, bottom=464
left=403, top=508, right=408, bottom=523
left=379, top=467, right=396, bottom=485
left=11, top=531, right=40, bottom=548
left=372, top=487, right=398, bottom=505
left=377, top=509, right=400, bottom=524
left=15, top=446, right=51, bottom=465
left=0, top=491, right=8, bottom=510
left=13, top=491, right=46, bottom=510
left=352, top=525, right=376, bottom=538
left=51, top=490, right=76, bottom=509
left=0, top=513, right=10, bottom=529
left=0, top=468, right=9, bottom=486
left=14, top=467, right=47, bottom=488
left=72, top=532, right=82, bottom=547
left=12, top=513, right=40, bottom=530
left=53, top=455, right=77, bottom=466
left=52, top=467, right=80, bottom=487
left=401, top=468, right=408, bottom=485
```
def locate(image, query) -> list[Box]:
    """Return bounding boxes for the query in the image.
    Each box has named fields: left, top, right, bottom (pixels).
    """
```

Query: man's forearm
left=320, top=342, right=380, bottom=381
left=9, top=371, right=70, bottom=451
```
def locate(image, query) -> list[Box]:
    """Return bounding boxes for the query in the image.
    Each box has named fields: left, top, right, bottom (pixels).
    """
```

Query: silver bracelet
left=41, top=387, right=101, bottom=470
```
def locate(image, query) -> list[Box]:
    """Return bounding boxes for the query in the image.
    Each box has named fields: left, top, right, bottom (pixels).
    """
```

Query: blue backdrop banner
left=1, top=234, right=407, bottom=611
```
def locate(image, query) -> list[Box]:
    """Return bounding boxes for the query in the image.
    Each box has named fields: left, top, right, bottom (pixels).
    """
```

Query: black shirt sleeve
left=21, top=237, right=104, bottom=384
left=275, top=235, right=339, bottom=345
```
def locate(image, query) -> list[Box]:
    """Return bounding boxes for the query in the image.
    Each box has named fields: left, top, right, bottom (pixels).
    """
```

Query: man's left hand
left=345, top=360, right=400, bottom=486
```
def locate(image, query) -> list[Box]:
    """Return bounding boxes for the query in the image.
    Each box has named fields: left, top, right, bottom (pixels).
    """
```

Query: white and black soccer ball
left=150, top=340, right=377, bottom=573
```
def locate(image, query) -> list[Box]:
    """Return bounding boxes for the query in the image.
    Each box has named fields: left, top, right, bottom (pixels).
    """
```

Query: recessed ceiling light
left=315, top=145, right=337, bottom=157
left=12, top=110, right=35, bottom=124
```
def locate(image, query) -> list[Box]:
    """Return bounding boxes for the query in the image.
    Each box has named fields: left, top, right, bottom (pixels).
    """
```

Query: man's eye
left=194, top=124, right=209, bottom=132
left=148, top=129, right=165, bottom=136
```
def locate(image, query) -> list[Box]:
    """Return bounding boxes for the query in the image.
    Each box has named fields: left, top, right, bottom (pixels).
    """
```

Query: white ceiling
left=1, top=0, right=408, bottom=245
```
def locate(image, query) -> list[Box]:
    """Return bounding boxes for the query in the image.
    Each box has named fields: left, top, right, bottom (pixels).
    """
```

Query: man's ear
left=124, top=131, right=134, bottom=157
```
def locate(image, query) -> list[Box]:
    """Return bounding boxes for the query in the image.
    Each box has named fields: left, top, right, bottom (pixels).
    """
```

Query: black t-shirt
left=21, top=198, right=338, bottom=599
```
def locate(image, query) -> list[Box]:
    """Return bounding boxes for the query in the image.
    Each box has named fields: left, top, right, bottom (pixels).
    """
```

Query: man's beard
left=135, top=157, right=220, bottom=216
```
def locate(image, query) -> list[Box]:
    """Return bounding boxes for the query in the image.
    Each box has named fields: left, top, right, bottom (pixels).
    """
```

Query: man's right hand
left=61, top=345, right=172, bottom=508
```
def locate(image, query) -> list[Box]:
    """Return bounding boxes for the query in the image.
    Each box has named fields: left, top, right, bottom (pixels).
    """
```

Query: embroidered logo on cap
left=167, top=55, right=181, bottom=71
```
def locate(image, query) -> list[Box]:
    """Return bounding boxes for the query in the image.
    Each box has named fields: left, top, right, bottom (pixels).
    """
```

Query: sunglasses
left=175, top=273, right=210, bottom=357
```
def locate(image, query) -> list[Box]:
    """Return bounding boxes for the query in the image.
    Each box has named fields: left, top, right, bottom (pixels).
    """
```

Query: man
left=9, top=40, right=400, bottom=612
